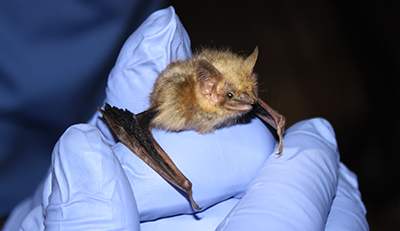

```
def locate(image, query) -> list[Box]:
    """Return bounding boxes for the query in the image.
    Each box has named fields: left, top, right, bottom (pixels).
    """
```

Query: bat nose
left=238, top=93, right=256, bottom=104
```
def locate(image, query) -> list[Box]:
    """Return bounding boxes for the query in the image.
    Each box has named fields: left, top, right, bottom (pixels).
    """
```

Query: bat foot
left=187, top=189, right=202, bottom=210
left=272, top=118, right=284, bottom=155
left=275, top=134, right=284, bottom=155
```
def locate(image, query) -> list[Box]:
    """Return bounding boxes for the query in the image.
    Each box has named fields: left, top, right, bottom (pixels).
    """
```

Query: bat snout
left=224, top=92, right=257, bottom=112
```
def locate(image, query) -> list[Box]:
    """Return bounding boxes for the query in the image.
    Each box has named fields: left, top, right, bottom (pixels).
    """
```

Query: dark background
left=171, top=0, right=399, bottom=230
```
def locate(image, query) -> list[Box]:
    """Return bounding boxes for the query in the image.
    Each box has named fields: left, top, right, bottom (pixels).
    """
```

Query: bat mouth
left=224, top=102, right=253, bottom=112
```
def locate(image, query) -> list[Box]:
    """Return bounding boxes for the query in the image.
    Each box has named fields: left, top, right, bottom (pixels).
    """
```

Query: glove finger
left=112, top=117, right=275, bottom=221
left=140, top=198, right=240, bottom=231
left=325, top=162, right=369, bottom=231
left=216, top=118, right=340, bottom=231
left=44, top=124, right=139, bottom=230
left=88, top=6, right=191, bottom=144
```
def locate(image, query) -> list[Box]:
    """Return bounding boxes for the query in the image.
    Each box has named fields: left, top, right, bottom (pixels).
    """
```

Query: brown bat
left=98, top=47, right=285, bottom=210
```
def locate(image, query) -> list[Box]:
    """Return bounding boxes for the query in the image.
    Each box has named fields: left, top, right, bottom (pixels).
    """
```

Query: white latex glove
left=2, top=6, right=368, bottom=231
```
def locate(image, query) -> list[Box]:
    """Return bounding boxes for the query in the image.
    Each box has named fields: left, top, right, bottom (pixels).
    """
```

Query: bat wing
left=98, top=103, right=201, bottom=210
left=252, top=99, right=286, bottom=154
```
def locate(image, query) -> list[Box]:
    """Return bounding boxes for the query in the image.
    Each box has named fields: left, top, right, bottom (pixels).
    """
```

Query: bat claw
left=187, top=189, right=202, bottom=210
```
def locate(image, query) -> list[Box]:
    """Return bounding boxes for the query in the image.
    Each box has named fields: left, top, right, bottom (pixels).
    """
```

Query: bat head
left=196, top=47, right=259, bottom=114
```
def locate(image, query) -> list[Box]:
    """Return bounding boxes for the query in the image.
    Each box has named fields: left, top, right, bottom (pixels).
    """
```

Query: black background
left=171, top=1, right=400, bottom=230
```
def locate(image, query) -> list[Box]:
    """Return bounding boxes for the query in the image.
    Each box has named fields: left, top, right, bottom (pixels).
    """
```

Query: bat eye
left=227, top=92, right=234, bottom=99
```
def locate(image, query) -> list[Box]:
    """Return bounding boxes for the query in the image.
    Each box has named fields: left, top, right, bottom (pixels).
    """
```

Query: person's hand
left=89, top=5, right=276, bottom=222
left=3, top=6, right=368, bottom=231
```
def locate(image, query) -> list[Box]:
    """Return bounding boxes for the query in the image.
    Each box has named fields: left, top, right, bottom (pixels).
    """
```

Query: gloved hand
left=3, top=6, right=368, bottom=231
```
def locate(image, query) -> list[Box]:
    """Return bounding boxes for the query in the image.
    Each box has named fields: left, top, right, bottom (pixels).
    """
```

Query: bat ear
left=197, top=59, right=224, bottom=96
left=243, top=46, right=259, bottom=73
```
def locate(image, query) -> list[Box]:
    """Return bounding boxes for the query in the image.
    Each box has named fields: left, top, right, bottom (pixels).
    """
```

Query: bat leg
left=252, top=99, right=286, bottom=154
left=98, top=103, right=202, bottom=210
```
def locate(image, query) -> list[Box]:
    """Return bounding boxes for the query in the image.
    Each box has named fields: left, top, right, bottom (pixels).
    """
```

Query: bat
left=98, top=47, right=285, bottom=210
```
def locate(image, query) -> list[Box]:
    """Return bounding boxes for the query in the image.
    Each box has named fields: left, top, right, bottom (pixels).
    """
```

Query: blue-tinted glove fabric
left=3, top=6, right=368, bottom=231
